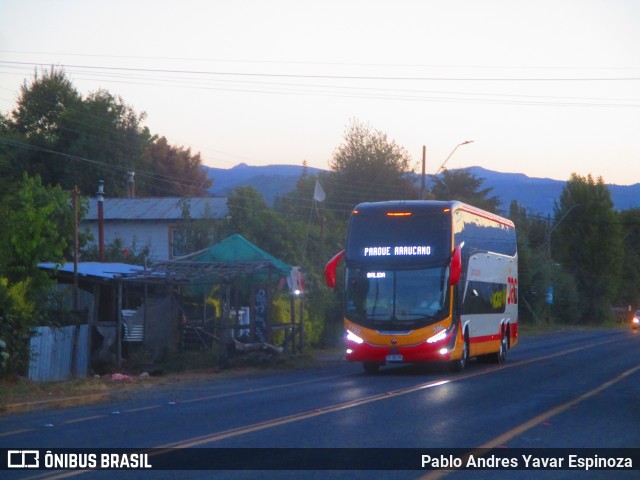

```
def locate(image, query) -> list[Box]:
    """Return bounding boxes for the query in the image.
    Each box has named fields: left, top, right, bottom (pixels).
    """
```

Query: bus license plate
left=386, top=354, right=403, bottom=362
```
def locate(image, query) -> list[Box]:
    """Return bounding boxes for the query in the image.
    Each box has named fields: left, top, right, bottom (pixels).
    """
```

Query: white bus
left=325, top=200, right=518, bottom=373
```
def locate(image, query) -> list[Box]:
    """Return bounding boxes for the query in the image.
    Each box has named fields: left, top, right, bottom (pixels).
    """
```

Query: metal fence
left=28, top=325, right=89, bottom=381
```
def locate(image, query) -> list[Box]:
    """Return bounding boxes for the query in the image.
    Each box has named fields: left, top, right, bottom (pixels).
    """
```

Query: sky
left=1, top=0, right=639, bottom=185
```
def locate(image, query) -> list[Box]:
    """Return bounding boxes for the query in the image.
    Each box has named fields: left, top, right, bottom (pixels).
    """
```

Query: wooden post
left=117, top=281, right=123, bottom=369
left=299, top=295, right=304, bottom=353
left=97, top=180, right=105, bottom=262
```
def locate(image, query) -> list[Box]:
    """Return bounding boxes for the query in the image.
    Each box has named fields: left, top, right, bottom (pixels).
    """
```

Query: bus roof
left=352, top=200, right=514, bottom=228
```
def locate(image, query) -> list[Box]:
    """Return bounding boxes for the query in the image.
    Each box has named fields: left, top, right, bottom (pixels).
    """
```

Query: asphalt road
left=1, top=327, right=639, bottom=479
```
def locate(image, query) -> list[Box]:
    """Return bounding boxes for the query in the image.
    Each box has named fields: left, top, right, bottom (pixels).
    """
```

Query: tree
left=1, top=67, right=82, bottom=189
left=57, top=88, right=151, bottom=196
left=553, top=173, right=623, bottom=323
left=172, top=198, right=223, bottom=257
left=0, top=174, right=75, bottom=376
left=0, top=278, right=37, bottom=376
left=272, top=165, right=350, bottom=346
left=430, top=169, right=500, bottom=213
left=1, top=67, right=210, bottom=199
left=618, top=209, right=640, bottom=310
left=274, top=164, right=345, bottom=265
left=509, top=201, right=545, bottom=323
left=328, top=119, right=418, bottom=215
left=0, top=174, right=74, bottom=283
left=6, top=67, right=81, bottom=142
left=1, top=68, right=150, bottom=196
left=140, top=136, right=212, bottom=196
left=227, top=186, right=303, bottom=264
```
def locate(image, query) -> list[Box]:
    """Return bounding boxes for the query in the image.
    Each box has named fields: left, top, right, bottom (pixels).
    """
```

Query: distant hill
left=206, top=163, right=640, bottom=216
left=464, top=166, right=640, bottom=216
left=206, top=163, right=323, bottom=205
left=462, top=167, right=566, bottom=216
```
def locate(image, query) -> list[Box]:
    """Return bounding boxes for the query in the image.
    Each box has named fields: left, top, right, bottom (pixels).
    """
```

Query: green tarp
left=159, top=234, right=292, bottom=286
left=186, top=234, right=291, bottom=276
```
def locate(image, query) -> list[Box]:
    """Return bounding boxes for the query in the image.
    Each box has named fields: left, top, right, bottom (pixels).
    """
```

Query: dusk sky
left=1, top=0, right=639, bottom=185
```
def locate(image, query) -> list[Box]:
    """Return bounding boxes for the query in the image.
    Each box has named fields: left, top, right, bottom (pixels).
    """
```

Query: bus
left=325, top=200, right=518, bottom=373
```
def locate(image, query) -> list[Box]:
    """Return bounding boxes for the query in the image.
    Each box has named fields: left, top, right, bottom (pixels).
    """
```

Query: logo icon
left=7, top=450, right=40, bottom=468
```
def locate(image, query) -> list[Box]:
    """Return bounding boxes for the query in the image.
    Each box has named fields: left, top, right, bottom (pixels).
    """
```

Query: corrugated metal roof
left=84, top=197, right=228, bottom=221
left=39, top=262, right=146, bottom=279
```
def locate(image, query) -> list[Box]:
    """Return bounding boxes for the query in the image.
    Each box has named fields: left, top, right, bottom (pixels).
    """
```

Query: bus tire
left=494, top=327, right=508, bottom=364
left=363, top=362, right=380, bottom=374
left=451, top=331, right=469, bottom=372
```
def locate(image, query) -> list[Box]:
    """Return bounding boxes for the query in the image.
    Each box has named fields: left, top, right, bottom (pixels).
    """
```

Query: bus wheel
left=451, top=333, right=469, bottom=372
left=495, top=329, right=508, bottom=364
left=363, top=362, right=380, bottom=374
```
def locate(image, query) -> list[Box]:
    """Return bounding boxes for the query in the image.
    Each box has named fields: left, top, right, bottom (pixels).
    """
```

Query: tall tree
left=140, top=136, right=212, bottom=196
left=58, top=88, right=151, bottom=196
left=2, top=68, right=150, bottom=196
left=2, top=67, right=82, bottom=188
left=7, top=67, right=81, bottom=141
left=430, top=169, right=500, bottom=213
left=328, top=119, right=418, bottom=215
left=1, top=67, right=211, bottom=199
left=553, top=173, right=623, bottom=323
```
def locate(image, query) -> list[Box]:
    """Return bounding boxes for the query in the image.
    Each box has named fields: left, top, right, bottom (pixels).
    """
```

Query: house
left=83, top=197, right=229, bottom=261
left=38, top=261, right=177, bottom=374
left=37, top=236, right=294, bottom=376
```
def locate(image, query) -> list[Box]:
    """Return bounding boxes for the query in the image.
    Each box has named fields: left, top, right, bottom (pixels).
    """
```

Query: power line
left=2, top=60, right=639, bottom=82
left=3, top=64, right=638, bottom=109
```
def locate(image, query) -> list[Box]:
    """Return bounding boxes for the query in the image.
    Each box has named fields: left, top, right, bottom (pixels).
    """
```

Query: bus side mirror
left=324, top=250, right=345, bottom=289
left=449, top=244, right=462, bottom=286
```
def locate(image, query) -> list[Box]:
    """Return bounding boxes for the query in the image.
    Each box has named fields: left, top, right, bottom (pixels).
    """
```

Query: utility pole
left=545, top=204, right=580, bottom=323
left=97, top=180, right=105, bottom=262
left=73, top=185, right=79, bottom=311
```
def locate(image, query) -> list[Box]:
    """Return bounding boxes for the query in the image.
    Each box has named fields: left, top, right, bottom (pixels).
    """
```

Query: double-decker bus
left=325, top=200, right=518, bottom=373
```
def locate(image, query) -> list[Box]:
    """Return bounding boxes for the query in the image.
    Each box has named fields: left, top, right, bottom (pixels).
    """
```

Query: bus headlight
left=346, top=330, right=364, bottom=344
left=427, top=330, right=447, bottom=344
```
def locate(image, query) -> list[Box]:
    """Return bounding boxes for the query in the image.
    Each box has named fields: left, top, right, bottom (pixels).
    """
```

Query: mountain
left=206, top=163, right=323, bottom=205
left=206, top=163, right=640, bottom=216
left=464, top=166, right=640, bottom=216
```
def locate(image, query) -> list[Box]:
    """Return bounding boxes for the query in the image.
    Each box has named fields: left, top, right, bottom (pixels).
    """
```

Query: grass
left=0, top=346, right=341, bottom=414
left=518, top=318, right=631, bottom=336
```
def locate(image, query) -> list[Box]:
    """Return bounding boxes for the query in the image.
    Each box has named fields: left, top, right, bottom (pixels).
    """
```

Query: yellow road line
left=64, top=415, right=106, bottom=425
left=0, top=428, right=33, bottom=437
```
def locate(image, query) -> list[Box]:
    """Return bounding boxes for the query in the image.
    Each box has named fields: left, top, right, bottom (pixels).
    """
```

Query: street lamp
left=435, top=140, right=474, bottom=175
left=420, top=140, right=474, bottom=199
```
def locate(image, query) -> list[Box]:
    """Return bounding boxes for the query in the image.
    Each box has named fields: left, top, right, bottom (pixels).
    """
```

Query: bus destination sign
left=363, top=245, right=432, bottom=257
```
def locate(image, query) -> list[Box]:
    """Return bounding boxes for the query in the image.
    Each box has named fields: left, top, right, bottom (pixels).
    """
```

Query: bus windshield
left=345, top=265, right=450, bottom=330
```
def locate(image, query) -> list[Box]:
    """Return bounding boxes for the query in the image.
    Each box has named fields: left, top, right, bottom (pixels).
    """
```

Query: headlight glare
left=346, top=330, right=364, bottom=344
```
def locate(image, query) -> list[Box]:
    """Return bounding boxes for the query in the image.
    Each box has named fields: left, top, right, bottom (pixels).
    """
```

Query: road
left=1, top=328, right=639, bottom=479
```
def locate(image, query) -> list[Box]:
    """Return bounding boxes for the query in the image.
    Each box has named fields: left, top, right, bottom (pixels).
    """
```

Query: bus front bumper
left=344, top=329, right=460, bottom=365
